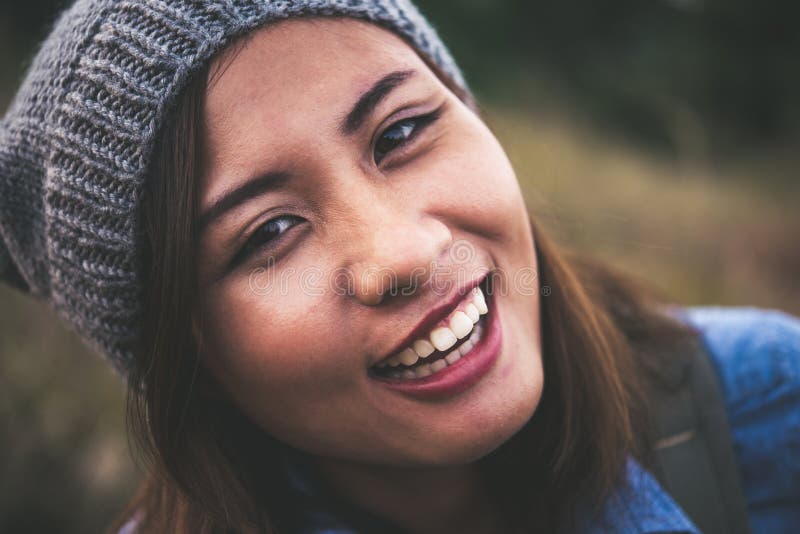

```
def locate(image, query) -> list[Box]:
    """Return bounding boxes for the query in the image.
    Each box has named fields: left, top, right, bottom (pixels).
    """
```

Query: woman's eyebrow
left=340, top=69, right=416, bottom=135
left=199, top=171, right=291, bottom=231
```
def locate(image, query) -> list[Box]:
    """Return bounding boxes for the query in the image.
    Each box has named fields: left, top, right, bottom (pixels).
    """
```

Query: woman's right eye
left=234, top=215, right=303, bottom=264
left=373, top=106, right=442, bottom=165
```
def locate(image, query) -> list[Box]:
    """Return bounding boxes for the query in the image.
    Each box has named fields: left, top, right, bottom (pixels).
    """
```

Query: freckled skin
left=196, top=18, right=543, bottom=474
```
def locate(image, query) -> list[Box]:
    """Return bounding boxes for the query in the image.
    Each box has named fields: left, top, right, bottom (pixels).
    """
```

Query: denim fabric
left=578, top=457, right=700, bottom=533
left=678, top=306, right=800, bottom=534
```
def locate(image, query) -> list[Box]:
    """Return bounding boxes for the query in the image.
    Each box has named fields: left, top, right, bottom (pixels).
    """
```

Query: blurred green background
left=1, top=0, right=798, bottom=532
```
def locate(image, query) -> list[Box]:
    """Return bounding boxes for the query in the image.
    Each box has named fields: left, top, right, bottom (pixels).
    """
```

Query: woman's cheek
left=429, top=134, right=523, bottom=241
left=201, top=274, right=354, bottom=398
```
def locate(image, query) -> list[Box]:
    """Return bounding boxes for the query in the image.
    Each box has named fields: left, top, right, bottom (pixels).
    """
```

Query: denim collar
left=574, top=457, right=700, bottom=533
left=283, top=454, right=699, bottom=533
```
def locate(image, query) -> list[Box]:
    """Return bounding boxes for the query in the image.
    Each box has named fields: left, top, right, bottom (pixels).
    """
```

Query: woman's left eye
left=373, top=109, right=440, bottom=165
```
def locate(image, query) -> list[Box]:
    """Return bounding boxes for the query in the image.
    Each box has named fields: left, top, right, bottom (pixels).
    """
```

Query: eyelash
left=233, top=108, right=443, bottom=266
left=373, top=107, right=442, bottom=165
left=233, top=214, right=303, bottom=266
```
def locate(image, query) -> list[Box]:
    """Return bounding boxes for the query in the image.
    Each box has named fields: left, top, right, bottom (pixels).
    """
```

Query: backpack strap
left=647, top=336, right=752, bottom=534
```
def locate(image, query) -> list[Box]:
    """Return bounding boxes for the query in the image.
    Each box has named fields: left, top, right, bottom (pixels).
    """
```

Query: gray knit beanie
left=0, top=0, right=468, bottom=378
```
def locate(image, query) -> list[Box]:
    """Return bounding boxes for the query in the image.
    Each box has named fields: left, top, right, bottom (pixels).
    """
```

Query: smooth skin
left=196, top=18, right=543, bottom=534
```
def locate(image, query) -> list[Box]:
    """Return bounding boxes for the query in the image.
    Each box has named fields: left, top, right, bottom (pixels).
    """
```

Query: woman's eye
left=373, top=109, right=441, bottom=165
left=235, top=215, right=302, bottom=264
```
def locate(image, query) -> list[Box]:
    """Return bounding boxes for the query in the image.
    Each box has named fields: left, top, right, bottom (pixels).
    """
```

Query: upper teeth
left=379, top=286, right=489, bottom=368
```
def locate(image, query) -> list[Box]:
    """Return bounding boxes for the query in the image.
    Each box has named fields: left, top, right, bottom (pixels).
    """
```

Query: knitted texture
left=0, top=0, right=468, bottom=377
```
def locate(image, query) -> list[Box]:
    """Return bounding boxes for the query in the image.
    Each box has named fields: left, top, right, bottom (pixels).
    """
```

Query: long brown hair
left=111, top=36, right=699, bottom=534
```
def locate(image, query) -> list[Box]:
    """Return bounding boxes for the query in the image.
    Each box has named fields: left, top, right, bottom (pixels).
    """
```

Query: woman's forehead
left=200, top=17, right=434, bottom=204
left=203, top=18, right=425, bottom=138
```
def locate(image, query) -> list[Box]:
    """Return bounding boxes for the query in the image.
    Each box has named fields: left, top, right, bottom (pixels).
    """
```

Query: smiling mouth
left=369, top=278, right=491, bottom=380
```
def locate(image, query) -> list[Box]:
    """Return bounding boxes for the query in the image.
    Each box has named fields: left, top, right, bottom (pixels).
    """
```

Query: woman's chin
left=400, top=390, right=542, bottom=467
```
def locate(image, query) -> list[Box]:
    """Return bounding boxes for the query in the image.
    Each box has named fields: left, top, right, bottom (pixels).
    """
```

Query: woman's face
left=197, top=18, right=543, bottom=467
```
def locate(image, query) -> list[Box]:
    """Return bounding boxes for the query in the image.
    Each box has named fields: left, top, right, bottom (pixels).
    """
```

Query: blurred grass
left=489, top=105, right=800, bottom=316
left=0, top=289, right=139, bottom=532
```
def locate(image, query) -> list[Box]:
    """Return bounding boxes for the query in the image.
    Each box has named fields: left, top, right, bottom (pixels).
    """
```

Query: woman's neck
left=311, top=456, right=506, bottom=534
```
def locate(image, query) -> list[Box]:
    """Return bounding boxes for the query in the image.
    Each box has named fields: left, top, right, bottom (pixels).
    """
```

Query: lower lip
left=370, top=294, right=503, bottom=401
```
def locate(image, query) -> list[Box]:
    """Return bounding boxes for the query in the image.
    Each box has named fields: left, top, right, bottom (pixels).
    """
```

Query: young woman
left=1, top=1, right=797, bottom=533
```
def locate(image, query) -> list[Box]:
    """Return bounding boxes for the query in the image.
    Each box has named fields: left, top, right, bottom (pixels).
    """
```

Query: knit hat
left=0, top=0, right=468, bottom=378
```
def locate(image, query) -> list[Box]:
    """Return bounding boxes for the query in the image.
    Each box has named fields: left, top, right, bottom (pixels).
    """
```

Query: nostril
left=350, top=262, right=409, bottom=306
left=345, top=216, right=452, bottom=307
left=391, top=276, right=423, bottom=299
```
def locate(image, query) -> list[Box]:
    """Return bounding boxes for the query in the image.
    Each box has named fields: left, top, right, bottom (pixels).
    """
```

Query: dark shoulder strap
left=647, top=336, right=752, bottom=534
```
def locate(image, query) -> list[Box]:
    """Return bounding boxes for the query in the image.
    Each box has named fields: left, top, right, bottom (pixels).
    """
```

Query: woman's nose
left=345, top=209, right=453, bottom=306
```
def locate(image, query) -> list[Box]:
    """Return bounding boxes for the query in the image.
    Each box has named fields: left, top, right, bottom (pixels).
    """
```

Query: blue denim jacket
left=677, top=306, right=800, bottom=533
left=283, top=306, right=800, bottom=534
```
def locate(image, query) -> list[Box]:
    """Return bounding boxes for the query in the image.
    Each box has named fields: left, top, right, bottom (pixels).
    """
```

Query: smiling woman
left=193, top=20, right=542, bottom=473
left=1, top=1, right=799, bottom=534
